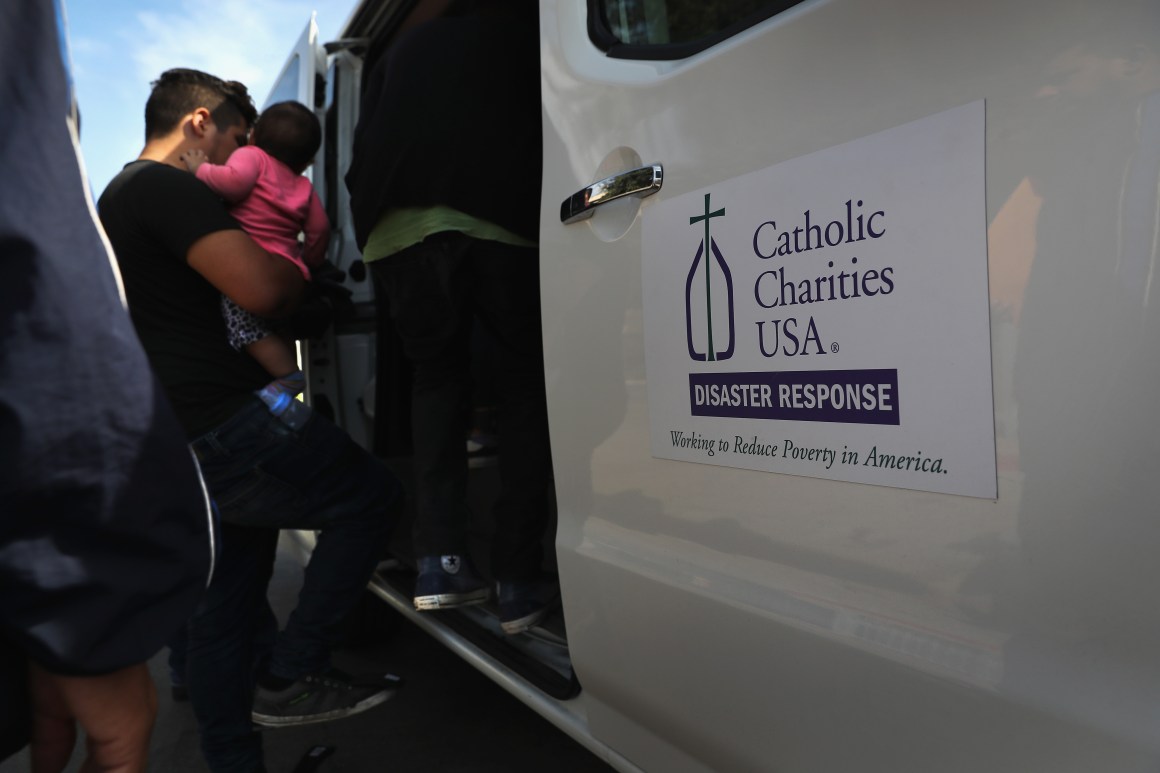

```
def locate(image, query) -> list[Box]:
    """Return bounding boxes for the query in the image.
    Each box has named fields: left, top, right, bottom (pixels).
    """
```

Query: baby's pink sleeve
left=195, top=146, right=262, bottom=204
left=302, top=188, right=330, bottom=267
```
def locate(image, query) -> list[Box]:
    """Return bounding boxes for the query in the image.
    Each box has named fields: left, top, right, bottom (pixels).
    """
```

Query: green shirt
left=362, top=205, right=536, bottom=263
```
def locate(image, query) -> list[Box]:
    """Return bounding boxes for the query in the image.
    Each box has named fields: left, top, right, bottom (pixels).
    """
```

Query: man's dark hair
left=252, top=101, right=322, bottom=174
left=144, top=68, right=257, bottom=140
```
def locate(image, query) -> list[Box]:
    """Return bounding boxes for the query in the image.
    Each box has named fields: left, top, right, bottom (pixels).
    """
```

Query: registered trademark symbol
left=831, top=342, right=839, bottom=353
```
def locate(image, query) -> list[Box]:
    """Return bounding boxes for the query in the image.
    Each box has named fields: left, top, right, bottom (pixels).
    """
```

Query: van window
left=590, top=0, right=803, bottom=60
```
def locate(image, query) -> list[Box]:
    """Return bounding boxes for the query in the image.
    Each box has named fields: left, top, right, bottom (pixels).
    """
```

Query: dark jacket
left=346, top=6, right=542, bottom=249
left=0, top=1, right=213, bottom=759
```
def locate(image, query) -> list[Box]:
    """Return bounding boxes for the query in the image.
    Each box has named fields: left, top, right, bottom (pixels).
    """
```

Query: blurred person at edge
left=0, top=1, right=215, bottom=771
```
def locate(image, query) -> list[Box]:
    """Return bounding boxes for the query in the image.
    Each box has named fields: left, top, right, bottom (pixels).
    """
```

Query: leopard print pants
left=221, top=295, right=274, bottom=350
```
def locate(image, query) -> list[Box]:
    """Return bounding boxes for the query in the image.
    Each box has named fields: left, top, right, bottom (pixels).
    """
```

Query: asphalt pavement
left=1, top=533, right=612, bottom=773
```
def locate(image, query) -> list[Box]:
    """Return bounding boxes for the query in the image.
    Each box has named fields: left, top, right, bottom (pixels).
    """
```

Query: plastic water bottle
left=257, top=389, right=311, bottom=431
left=277, top=396, right=311, bottom=430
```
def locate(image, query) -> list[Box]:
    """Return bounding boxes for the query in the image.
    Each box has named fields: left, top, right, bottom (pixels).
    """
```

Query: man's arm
left=187, top=229, right=305, bottom=318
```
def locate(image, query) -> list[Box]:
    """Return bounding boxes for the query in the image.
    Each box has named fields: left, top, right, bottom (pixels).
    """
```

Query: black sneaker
left=413, top=555, right=490, bottom=610
left=251, top=669, right=397, bottom=728
left=498, top=575, right=561, bottom=635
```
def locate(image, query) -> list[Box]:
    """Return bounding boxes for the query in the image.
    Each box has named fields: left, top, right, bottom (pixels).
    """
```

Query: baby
left=180, top=100, right=328, bottom=415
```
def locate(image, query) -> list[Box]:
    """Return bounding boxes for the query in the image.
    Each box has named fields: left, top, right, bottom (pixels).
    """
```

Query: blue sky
left=61, top=0, right=360, bottom=196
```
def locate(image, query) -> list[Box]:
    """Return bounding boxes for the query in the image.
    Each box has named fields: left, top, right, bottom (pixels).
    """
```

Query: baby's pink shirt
left=195, top=145, right=328, bottom=280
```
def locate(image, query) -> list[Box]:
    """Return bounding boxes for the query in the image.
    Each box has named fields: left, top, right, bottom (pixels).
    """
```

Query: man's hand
left=178, top=148, right=208, bottom=174
left=28, top=661, right=158, bottom=773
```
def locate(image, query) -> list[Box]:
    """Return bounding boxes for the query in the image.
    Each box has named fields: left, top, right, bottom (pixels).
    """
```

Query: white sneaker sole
left=500, top=605, right=553, bottom=635
left=413, top=588, right=490, bottom=611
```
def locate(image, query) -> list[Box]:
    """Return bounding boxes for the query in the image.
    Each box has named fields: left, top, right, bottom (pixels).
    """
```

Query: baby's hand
left=179, top=149, right=208, bottom=173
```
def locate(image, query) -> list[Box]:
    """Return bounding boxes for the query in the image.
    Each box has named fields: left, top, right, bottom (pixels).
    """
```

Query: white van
left=273, top=1, right=1160, bottom=770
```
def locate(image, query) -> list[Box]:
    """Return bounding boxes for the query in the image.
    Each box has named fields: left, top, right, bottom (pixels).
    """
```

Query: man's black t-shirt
left=99, top=160, right=270, bottom=437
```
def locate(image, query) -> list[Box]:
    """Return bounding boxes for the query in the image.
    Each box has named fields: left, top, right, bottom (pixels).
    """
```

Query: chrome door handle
left=560, top=164, right=663, bottom=224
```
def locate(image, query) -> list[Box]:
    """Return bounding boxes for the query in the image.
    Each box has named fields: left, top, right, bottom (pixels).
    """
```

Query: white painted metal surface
left=539, top=1, right=1160, bottom=771
left=264, top=16, right=322, bottom=113
left=286, top=1, right=1160, bottom=770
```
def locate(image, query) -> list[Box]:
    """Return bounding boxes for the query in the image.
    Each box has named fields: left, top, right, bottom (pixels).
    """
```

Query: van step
left=370, top=567, right=579, bottom=701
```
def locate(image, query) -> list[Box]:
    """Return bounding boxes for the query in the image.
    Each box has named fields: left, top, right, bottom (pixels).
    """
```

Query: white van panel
left=333, top=332, right=375, bottom=449
left=540, top=0, right=1160, bottom=770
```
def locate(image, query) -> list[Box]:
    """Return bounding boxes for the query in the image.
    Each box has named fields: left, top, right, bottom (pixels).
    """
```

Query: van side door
left=538, top=1, right=1160, bottom=771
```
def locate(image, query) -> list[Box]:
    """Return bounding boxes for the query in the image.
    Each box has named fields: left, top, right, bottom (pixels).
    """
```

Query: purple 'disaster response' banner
left=689, top=369, right=899, bottom=425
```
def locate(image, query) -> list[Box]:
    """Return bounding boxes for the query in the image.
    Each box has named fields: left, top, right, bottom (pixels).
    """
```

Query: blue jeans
left=187, top=398, right=400, bottom=773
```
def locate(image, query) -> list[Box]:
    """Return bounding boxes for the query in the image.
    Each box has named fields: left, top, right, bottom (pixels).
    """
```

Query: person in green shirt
left=347, top=0, right=558, bottom=634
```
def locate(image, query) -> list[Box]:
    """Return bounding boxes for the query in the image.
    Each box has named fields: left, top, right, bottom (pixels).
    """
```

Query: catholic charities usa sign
left=641, top=102, right=996, bottom=498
